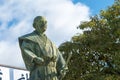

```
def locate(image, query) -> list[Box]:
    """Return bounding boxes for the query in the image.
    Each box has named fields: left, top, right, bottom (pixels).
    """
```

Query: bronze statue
left=18, top=16, right=68, bottom=80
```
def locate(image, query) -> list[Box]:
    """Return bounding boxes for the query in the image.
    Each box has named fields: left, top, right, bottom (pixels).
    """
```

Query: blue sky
left=73, top=0, right=114, bottom=15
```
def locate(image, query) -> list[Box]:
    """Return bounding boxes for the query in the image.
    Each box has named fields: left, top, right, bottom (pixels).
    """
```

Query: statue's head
left=33, top=16, right=47, bottom=34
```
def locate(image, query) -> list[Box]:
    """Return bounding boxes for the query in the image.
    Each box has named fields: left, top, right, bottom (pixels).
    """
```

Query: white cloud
left=0, top=0, right=90, bottom=68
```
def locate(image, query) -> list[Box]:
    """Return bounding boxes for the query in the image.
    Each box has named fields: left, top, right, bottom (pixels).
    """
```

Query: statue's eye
left=45, top=21, right=47, bottom=24
left=44, top=21, right=47, bottom=24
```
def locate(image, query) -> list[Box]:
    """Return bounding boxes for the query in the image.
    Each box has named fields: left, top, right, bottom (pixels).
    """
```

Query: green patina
left=18, top=16, right=68, bottom=80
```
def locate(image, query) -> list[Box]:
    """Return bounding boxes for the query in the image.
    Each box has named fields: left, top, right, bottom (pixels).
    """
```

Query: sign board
left=0, top=66, right=10, bottom=80
left=0, top=65, right=30, bottom=80
left=13, top=69, right=29, bottom=80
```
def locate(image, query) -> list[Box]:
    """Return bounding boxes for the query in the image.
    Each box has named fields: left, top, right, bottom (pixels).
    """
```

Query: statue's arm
left=21, top=40, right=37, bottom=63
left=21, top=40, right=44, bottom=69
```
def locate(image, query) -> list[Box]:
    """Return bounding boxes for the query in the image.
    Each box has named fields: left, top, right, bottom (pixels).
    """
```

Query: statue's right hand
left=33, top=57, right=44, bottom=65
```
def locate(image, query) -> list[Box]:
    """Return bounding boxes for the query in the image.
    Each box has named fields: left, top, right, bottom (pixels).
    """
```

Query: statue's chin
left=36, top=30, right=46, bottom=34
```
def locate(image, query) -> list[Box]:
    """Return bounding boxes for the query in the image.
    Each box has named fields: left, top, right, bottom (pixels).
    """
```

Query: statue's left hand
left=58, top=67, right=68, bottom=79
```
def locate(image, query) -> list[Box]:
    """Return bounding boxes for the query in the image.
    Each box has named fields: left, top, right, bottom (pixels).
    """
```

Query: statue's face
left=33, top=16, right=47, bottom=33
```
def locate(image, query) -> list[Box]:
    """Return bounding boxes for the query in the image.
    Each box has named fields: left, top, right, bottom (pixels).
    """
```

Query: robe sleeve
left=56, top=50, right=68, bottom=75
left=20, top=40, right=37, bottom=71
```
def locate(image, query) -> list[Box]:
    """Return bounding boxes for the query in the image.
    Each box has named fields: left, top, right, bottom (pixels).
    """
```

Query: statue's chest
left=44, top=41, right=54, bottom=57
left=36, top=35, right=57, bottom=58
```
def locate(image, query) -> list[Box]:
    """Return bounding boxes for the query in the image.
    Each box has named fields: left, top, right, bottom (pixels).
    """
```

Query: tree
left=59, top=0, right=120, bottom=80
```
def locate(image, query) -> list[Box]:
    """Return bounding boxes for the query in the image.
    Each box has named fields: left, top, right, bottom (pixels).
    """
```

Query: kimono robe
left=18, top=31, right=67, bottom=80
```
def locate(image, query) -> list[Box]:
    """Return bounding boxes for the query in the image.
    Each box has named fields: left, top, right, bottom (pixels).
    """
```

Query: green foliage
left=59, top=0, right=120, bottom=80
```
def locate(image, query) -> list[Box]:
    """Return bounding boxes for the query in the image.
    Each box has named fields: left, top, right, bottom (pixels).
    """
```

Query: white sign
left=0, top=66, right=10, bottom=80
left=13, top=69, right=29, bottom=80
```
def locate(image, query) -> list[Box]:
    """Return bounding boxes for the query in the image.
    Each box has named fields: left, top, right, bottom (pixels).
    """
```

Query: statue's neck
left=34, top=30, right=45, bottom=36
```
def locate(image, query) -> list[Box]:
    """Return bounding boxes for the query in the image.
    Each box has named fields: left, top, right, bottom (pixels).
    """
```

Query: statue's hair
left=33, top=16, right=44, bottom=28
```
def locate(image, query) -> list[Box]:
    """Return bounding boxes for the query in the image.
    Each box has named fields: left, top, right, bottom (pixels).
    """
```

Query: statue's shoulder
left=19, top=31, right=37, bottom=42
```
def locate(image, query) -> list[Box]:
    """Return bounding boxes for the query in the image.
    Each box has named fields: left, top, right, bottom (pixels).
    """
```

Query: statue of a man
left=18, top=16, right=68, bottom=80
